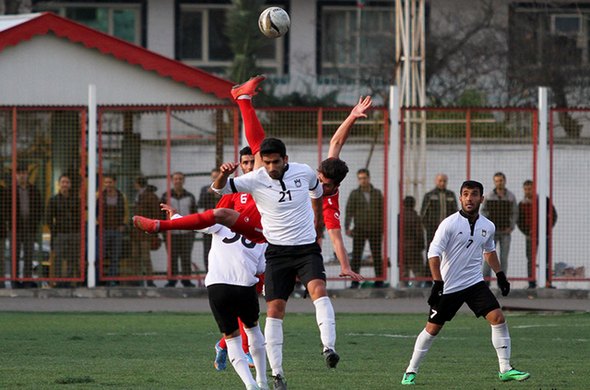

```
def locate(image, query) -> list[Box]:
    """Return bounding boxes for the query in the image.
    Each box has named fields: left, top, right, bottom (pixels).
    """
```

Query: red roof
left=0, top=12, right=234, bottom=100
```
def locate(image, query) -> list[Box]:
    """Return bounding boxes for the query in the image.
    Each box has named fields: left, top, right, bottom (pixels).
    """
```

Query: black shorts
left=428, top=281, right=500, bottom=325
left=207, top=284, right=260, bottom=335
left=264, top=242, right=325, bottom=301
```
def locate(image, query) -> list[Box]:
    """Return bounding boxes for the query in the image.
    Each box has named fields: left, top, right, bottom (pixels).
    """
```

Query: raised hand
left=350, top=96, right=372, bottom=119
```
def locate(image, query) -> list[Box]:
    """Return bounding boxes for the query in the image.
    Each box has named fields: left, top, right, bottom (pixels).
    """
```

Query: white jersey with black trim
left=427, top=211, right=496, bottom=294
left=200, top=224, right=267, bottom=288
left=214, top=162, right=322, bottom=246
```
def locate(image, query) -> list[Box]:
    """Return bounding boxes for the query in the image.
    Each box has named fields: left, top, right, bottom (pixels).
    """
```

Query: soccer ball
left=258, top=7, right=290, bottom=38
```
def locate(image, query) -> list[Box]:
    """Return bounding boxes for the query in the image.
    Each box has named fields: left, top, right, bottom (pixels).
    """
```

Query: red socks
left=237, top=99, right=265, bottom=155
left=158, top=209, right=215, bottom=231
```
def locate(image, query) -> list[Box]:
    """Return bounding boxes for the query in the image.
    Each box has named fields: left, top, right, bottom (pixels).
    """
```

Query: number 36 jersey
left=201, top=224, right=267, bottom=288
left=427, top=211, right=496, bottom=294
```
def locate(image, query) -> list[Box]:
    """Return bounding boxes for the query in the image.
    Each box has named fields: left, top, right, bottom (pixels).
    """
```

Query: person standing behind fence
left=0, top=181, right=7, bottom=288
left=46, top=174, right=80, bottom=288
left=481, top=172, right=518, bottom=282
left=198, top=168, right=222, bottom=272
left=131, top=176, right=160, bottom=287
left=160, top=171, right=197, bottom=288
left=517, top=180, right=557, bottom=289
left=9, top=163, right=44, bottom=288
left=402, top=196, right=426, bottom=287
left=99, top=174, right=128, bottom=287
left=345, top=169, right=384, bottom=288
left=420, top=173, right=458, bottom=286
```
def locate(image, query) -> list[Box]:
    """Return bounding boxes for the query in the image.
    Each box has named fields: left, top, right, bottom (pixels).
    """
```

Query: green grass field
left=0, top=311, right=588, bottom=389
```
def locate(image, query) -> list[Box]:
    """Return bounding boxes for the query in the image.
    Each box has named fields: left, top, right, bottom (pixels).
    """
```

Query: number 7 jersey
left=427, top=211, right=496, bottom=294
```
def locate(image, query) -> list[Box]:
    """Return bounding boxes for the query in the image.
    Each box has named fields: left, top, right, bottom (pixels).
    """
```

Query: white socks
left=491, top=322, right=512, bottom=373
left=313, top=296, right=336, bottom=351
left=226, top=336, right=257, bottom=388
left=244, top=325, right=268, bottom=388
left=265, top=317, right=284, bottom=376
left=406, top=328, right=437, bottom=373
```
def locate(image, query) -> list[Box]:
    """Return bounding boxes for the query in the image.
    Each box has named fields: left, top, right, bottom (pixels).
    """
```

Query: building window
left=178, top=3, right=286, bottom=76
left=509, top=3, right=590, bottom=68
left=33, top=2, right=142, bottom=45
left=319, top=3, right=395, bottom=84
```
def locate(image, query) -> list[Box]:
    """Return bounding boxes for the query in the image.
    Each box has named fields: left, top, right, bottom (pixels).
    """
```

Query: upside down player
left=400, top=180, right=530, bottom=385
left=161, top=203, right=267, bottom=390
left=133, top=76, right=366, bottom=389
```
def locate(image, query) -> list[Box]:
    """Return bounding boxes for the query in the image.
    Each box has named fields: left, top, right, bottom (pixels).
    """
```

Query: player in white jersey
left=163, top=205, right=268, bottom=390
left=213, top=137, right=339, bottom=390
left=401, top=180, right=530, bottom=385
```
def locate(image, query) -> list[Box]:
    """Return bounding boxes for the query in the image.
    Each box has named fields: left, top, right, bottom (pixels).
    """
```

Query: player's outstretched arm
left=328, top=96, right=372, bottom=159
left=327, top=228, right=363, bottom=281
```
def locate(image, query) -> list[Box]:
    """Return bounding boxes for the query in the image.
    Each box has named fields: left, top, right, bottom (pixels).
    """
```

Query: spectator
left=160, top=171, right=197, bottom=287
left=9, top=163, right=43, bottom=288
left=481, top=172, right=518, bottom=281
left=131, top=176, right=160, bottom=287
left=0, top=181, right=7, bottom=288
left=345, top=168, right=384, bottom=288
left=402, top=196, right=426, bottom=287
left=99, top=174, right=128, bottom=286
left=198, top=168, right=222, bottom=272
left=516, top=180, right=557, bottom=289
left=420, top=173, right=458, bottom=286
left=46, top=174, right=81, bottom=288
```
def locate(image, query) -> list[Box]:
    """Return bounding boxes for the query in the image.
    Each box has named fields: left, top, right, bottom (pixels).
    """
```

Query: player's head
left=239, top=146, right=255, bottom=174
left=260, top=138, right=288, bottom=179
left=459, top=180, right=484, bottom=215
left=317, top=157, right=349, bottom=195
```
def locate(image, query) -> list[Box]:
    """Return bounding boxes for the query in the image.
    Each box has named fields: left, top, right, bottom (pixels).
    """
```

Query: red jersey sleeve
left=216, top=193, right=235, bottom=209
left=322, top=192, right=341, bottom=230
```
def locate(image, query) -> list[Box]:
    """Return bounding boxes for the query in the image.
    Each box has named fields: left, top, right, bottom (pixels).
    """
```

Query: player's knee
left=486, top=308, right=505, bottom=325
left=266, top=300, right=286, bottom=319
left=214, top=208, right=238, bottom=226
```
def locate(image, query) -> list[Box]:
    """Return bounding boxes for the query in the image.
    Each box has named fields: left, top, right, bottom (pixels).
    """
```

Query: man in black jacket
left=10, top=163, right=44, bottom=288
left=46, top=174, right=81, bottom=287
left=345, top=169, right=384, bottom=288
left=420, top=174, right=458, bottom=287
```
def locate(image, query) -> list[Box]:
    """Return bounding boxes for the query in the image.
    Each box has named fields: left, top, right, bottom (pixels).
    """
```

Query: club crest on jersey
left=334, top=212, right=340, bottom=220
left=294, top=179, right=302, bottom=187
left=482, top=229, right=487, bottom=237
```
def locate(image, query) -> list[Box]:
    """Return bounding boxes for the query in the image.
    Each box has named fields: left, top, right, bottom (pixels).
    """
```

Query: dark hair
left=135, top=176, right=148, bottom=187
left=318, top=158, right=349, bottom=186
left=460, top=180, right=483, bottom=195
left=523, top=179, right=533, bottom=186
left=104, top=173, right=117, bottom=181
left=357, top=168, right=370, bottom=177
left=259, top=138, right=286, bottom=157
left=58, top=174, right=71, bottom=181
left=403, top=196, right=416, bottom=208
left=239, top=146, right=253, bottom=162
left=493, top=172, right=506, bottom=179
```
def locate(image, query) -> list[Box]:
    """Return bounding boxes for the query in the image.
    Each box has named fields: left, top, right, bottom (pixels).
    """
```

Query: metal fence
left=1, top=104, right=587, bottom=289
left=0, top=105, right=390, bottom=288
left=399, top=107, right=589, bottom=289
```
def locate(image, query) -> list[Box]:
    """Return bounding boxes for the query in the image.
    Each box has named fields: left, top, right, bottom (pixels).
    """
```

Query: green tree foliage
left=225, top=0, right=267, bottom=83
